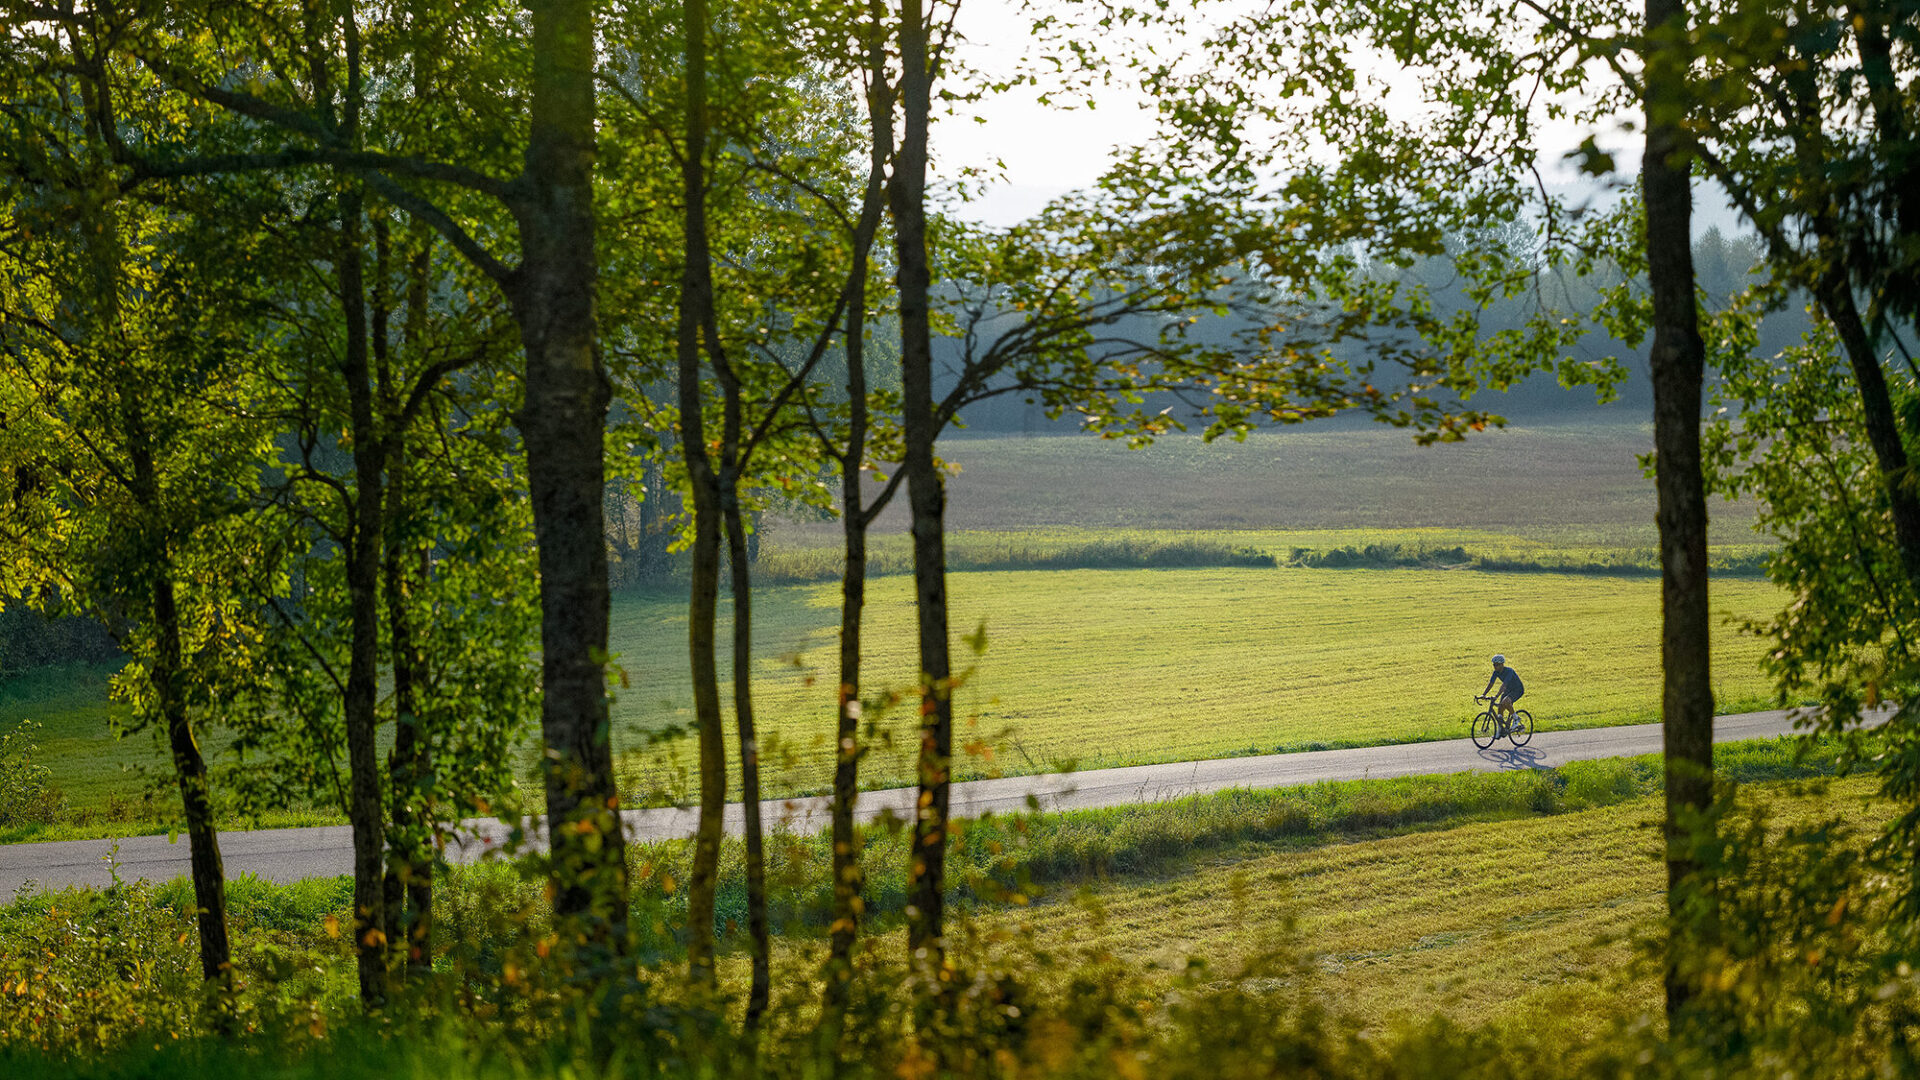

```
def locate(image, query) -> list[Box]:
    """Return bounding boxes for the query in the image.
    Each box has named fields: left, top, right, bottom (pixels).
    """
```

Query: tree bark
left=1848, top=3, right=1920, bottom=332
left=514, top=0, right=629, bottom=949
left=125, top=409, right=231, bottom=995
left=890, top=0, right=954, bottom=977
left=337, top=184, right=390, bottom=1006
left=823, top=293, right=873, bottom=1030
left=1816, top=270, right=1920, bottom=591
left=1645, top=0, right=1715, bottom=1026
left=723, top=491, right=770, bottom=1026
left=823, top=8, right=893, bottom=1024
left=382, top=440, right=434, bottom=978
left=678, top=0, right=727, bottom=982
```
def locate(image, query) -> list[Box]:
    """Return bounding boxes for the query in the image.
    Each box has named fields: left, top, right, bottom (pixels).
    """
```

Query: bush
left=0, top=721, right=64, bottom=827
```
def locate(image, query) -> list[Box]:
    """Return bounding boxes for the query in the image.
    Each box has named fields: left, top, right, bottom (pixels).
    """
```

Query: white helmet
left=1491, top=654, right=1506, bottom=664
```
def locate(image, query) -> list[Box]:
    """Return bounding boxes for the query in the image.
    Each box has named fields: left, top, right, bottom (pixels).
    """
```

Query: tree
left=0, top=184, right=276, bottom=1008
left=1643, top=0, right=1716, bottom=1023
left=0, top=0, right=636, bottom=948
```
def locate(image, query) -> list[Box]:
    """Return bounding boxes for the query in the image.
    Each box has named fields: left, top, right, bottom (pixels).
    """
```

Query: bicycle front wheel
left=1509, top=710, right=1534, bottom=748
left=1471, top=711, right=1498, bottom=750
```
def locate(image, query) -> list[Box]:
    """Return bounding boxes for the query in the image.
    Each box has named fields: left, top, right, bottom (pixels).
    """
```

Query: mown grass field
left=955, top=772, right=1889, bottom=1041
left=776, top=422, right=1758, bottom=543
left=2, top=421, right=1790, bottom=823
left=3, top=736, right=1881, bottom=1046
left=609, top=566, right=1785, bottom=802
left=3, top=561, right=1788, bottom=821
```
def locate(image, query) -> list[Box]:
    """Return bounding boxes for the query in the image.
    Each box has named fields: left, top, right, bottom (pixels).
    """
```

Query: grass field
left=1, top=421, right=1792, bottom=823
left=774, top=423, right=1759, bottom=544
left=4, top=738, right=1879, bottom=1072
left=2, top=562, right=1789, bottom=820
left=608, top=566, right=1786, bottom=802
left=954, top=772, right=1889, bottom=1040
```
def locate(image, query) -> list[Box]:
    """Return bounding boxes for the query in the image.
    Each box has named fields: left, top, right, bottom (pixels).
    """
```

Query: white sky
left=932, top=0, right=1744, bottom=234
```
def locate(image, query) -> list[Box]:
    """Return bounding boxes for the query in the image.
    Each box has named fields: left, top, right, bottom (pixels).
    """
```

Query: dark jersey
left=1486, top=666, right=1523, bottom=695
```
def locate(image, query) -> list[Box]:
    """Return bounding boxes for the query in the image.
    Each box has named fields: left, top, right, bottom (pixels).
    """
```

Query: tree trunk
left=338, top=185, right=390, bottom=1006
left=126, top=410, right=231, bottom=995
left=1645, top=0, right=1715, bottom=1026
left=514, top=0, right=629, bottom=949
left=1817, top=270, right=1920, bottom=592
left=1849, top=4, right=1920, bottom=332
left=823, top=318, right=872, bottom=1029
left=1779, top=57, right=1920, bottom=597
left=890, top=0, right=954, bottom=977
left=382, top=439, right=433, bottom=978
left=823, top=9, right=894, bottom=1033
left=724, top=490, right=771, bottom=1027
left=678, top=0, right=727, bottom=982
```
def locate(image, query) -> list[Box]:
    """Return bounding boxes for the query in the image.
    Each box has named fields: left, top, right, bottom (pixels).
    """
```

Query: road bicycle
left=1471, top=695, right=1533, bottom=750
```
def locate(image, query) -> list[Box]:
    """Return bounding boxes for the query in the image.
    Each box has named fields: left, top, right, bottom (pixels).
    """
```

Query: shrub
left=0, top=721, right=64, bottom=827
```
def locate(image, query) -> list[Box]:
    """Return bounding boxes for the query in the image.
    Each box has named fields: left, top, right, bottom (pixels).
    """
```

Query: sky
left=931, top=0, right=1746, bottom=234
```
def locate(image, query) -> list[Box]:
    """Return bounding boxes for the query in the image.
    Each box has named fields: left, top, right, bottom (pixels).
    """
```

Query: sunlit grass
left=610, top=566, right=1786, bottom=803
left=964, top=772, right=1887, bottom=1039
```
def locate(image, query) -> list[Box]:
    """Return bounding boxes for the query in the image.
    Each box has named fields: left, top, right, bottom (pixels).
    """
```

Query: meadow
left=0, top=421, right=1795, bottom=826
left=609, top=565, right=1786, bottom=803
left=776, top=422, right=1759, bottom=543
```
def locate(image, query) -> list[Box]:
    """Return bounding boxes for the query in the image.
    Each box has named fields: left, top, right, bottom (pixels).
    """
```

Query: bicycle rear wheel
left=1471, top=711, right=1498, bottom=750
left=1509, top=710, right=1534, bottom=748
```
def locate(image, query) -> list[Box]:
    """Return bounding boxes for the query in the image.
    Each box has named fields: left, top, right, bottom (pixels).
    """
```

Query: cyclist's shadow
left=1478, top=745, right=1548, bottom=771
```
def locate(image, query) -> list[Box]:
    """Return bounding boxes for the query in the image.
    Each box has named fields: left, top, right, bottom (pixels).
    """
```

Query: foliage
left=0, top=720, right=63, bottom=828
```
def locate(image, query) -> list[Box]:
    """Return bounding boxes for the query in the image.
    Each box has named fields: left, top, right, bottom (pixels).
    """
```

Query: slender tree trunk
left=1849, top=4, right=1920, bottom=331
left=514, top=0, right=629, bottom=949
left=823, top=11, right=894, bottom=1032
left=890, top=0, right=954, bottom=977
left=126, top=411, right=231, bottom=994
left=723, top=491, right=770, bottom=1027
left=338, top=185, right=390, bottom=1006
left=824, top=468, right=868, bottom=993
left=382, top=440, right=433, bottom=978
left=1645, top=0, right=1715, bottom=1026
left=1817, top=270, right=1920, bottom=591
left=823, top=334, right=872, bottom=1028
left=389, top=226, right=437, bottom=978
left=678, top=0, right=727, bottom=982
left=1777, top=58, right=1920, bottom=596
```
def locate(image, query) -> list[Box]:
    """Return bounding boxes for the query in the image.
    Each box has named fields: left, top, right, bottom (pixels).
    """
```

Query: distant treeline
left=0, top=607, right=120, bottom=677
left=944, top=228, right=1806, bottom=433
left=1286, top=542, right=1772, bottom=577
left=750, top=537, right=1773, bottom=583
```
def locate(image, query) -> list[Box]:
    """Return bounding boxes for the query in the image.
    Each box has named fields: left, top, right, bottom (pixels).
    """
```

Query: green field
left=0, top=422, right=1793, bottom=822
left=955, top=772, right=1887, bottom=1041
left=607, top=565, right=1785, bottom=803
left=3, top=739, right=1879, bottom=1057
left=4, top=561, right=1789, bottom=822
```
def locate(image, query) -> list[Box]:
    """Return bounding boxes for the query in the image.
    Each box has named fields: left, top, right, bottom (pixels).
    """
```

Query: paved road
left=0, top=706, right=1872, bottom=898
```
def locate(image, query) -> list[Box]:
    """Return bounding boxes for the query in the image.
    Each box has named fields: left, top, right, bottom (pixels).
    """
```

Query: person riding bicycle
left=1483, top=654, right=1524, bottom=720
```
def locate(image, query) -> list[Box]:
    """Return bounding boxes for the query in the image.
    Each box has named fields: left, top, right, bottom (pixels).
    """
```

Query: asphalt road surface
left=0, top=706, right=1875, bottom=898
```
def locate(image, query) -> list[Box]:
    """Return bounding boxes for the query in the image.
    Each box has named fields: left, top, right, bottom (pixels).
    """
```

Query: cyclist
left=1482, top=654, right=1524, bottom=721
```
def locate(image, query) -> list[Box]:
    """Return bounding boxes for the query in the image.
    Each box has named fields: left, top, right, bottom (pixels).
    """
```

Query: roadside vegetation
left=0, top=737, right=1885, bottom=1075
